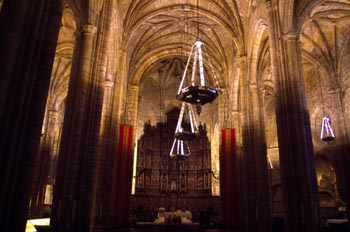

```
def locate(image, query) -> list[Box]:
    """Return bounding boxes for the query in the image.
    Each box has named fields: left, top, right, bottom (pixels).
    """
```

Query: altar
left=155, top=211, right=192, bottom=224
left=158, top=211, right=192, bottom=220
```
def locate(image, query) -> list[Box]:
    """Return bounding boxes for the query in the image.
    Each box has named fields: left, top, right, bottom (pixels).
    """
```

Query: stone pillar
left=90, top=80, right=116, bottom=231
left=0, top=0, right=63, bottom=231
left=94, top=49, right=129, bottom=230
left=239, top=53, right=271, bottom=231
left=116, top=50, right=128, bottom=121
left=50, top=23, right=102, bottom=232
left=87, top=1, right=116, bottom=230
left=103, top=80, right=138, bottom=229
left=266, top=1, right=321, bottom=231
left=218, top=91, right=231, bottom=129
left=125, top=84, right=140, bottom=128
left=235, top=55, right=248, bottom=230
left=29, top=110, right=59, bottom=218
left=251, top=84, right=271, bottom=231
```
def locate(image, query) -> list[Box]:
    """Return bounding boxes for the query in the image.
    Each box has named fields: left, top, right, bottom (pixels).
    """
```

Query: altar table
left=157, top=211, right=192, bottom=220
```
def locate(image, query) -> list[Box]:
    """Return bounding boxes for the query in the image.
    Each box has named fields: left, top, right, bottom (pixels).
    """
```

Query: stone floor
left=110, top=222, right=350, bottom=232
left=110, top=223, right=241, bottom=232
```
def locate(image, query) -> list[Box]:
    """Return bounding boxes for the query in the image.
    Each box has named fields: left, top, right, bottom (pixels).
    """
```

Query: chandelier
left=174, top=102, right=199, bottom=140
left=320, top=116, right=335, bottom=142
left=170, top=0, right=220, bottom=159
left=177, top=39, right=220, bottom=115
left=169, top=138, right=190, bottom=159
left=169, top=102, right=199, bottom=159
left=309, top=19, right=335, bottom=143
left=316, top=68, right=335, bottom=143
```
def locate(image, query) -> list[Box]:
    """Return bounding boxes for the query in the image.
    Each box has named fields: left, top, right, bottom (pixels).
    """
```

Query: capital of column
left=283, top=32, right=298, bottom=41
left=105, top=73, right=114, bottom=82
left=48, top=110, right=59, bottom=118
left=238, top=54, right=247, bottom=63
left=237, top=55, right=247, bottom=69
left=250, top=83, right=258, bottom=91
left=81, top=24, right=98, bottom=35
left=129, top=84, right=140, bottom=94
left=105, top=79, right=114, bottom=88
left=119, top=50, right=128, bottom=71
left=119, top=49, right=127, bottom=59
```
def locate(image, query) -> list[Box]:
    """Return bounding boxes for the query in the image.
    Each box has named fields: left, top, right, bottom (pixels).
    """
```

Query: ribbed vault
left=122, top=0, right=245, bottom=86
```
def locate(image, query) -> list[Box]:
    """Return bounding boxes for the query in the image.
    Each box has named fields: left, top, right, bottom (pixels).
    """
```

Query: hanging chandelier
left=174, top=102, right=199, bottom=140
left=169, top=138, right=190, bottom=159
left=308, top=19, right=336, bottom=143
left=169, top=102, right=199, bottom=159
left=177, top=39, right=220, bottom=115
left=320, top=116, right=335, bottom=142
left=316, top=73, right=335, bottom=143
left=170, top=0, right=220, bottom=159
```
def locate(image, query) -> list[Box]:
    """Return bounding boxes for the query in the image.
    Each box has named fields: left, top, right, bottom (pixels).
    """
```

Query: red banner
left=220, top=128, right=238, bottom=228
left=114, top=124, right=134, bottom=226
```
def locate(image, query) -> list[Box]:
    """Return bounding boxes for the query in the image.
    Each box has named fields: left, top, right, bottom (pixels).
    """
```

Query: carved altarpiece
left=130, top=108, right=219, bottom=222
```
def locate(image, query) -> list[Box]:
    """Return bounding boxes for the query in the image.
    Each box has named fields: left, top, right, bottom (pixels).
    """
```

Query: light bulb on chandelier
left=169, top=138, right=191, bottom=159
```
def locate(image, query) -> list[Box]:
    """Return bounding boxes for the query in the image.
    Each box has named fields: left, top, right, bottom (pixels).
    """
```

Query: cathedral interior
left=1, top=0, right=350, bottom=232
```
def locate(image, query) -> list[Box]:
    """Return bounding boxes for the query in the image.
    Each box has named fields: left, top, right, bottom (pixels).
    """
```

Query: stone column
left=87, top=1, right=116, bottom=230
left=0, top=0, right=63, bottom=231
left=90, top=80, right=115, bottom=232
left=239, top=53, right=270, bottom=231
left=125, top=84, right=140, bottom=128
left=250, top=84, right=271, bottom=231
left=213, top=95, right=228, bottom=197
left=266, top=1, right=321, bottom=231
left=98, top=49, right=129, bottom=229
left=51, top=24, right=101, bottom=232
left=218, top=91, right=231, bottom=129
left=235, top=55, right=248, bottom=230
left=29, top=110, right=59, bottom=218
left=116, top=50, right=128, bottom=121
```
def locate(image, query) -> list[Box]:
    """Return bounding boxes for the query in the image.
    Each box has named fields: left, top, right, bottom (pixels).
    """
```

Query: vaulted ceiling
left=120, top=0, right=246, bottom=89
left=49, top=0, right=350, bottom=140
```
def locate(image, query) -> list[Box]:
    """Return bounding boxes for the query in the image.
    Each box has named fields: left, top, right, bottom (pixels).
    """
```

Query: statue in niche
left=171, top=179, right=177, bottom=191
